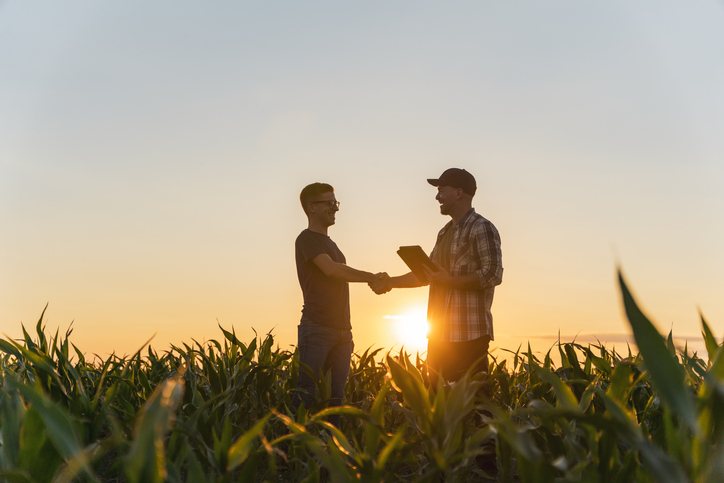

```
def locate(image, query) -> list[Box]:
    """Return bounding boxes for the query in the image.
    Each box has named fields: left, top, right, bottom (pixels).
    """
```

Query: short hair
left=300, top=182, right=334, bottom=214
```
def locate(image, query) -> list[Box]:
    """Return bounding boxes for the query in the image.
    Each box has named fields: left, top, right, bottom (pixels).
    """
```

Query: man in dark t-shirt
left=296, top=230, right=351, bottom=329
left=293, top=182, right=388, bottom=426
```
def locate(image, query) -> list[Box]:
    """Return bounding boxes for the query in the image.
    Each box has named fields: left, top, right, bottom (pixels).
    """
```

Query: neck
left=449, top=204, right=472, bottom=224
left=307, top=219, right=328, bottom=235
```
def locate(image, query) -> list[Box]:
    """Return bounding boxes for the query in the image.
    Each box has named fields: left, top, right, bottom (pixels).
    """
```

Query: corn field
left=1, top=272, right=723, bottom=482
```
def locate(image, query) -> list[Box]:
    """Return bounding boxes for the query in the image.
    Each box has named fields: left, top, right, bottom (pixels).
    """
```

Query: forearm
left=436, top=266, right=501, bottom=290
left=444, top=272, right=483, bottom=290
left=431, top=267, right=501, bottom=290
left=312, top=253, right=378, bottom=283
left=426, top=267, right=485, bottom=290
left=388, top=271, right=425, bottom=288
left=327, top=263, right=377, bottom=283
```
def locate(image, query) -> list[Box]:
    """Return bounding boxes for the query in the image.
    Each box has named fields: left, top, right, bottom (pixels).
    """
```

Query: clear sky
left=2, top=1, right=723, bottom=360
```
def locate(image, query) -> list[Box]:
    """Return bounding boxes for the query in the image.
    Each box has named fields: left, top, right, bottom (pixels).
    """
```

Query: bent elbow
left=493, top=268, right=504, bottom=286
left=479, top=268, right=503, bottom=288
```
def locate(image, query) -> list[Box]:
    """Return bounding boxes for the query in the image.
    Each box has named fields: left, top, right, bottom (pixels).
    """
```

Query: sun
left=384, top=306, right=429, bottom=353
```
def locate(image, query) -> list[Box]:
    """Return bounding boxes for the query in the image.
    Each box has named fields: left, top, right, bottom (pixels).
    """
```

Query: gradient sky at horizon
left=2, top=1, right=723, bottom=360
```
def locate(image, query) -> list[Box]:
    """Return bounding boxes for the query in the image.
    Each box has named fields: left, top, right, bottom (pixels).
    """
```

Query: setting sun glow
left=384, top=307, right=430, bottom=353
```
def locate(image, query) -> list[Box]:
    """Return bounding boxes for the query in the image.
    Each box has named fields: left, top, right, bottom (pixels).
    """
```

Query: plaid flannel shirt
left=428, top=208, right=503, bottom=342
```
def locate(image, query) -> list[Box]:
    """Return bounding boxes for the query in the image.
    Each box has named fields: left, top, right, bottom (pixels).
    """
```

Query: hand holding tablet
left=396, top=245, right=438, bottom=284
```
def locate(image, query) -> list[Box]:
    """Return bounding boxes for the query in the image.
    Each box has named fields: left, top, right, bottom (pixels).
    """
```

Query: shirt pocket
left=452, top=242, right=472, bottom=269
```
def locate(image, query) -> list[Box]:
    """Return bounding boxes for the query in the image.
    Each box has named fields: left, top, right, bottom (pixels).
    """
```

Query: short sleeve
left=296, top=230, right=327, bottom=264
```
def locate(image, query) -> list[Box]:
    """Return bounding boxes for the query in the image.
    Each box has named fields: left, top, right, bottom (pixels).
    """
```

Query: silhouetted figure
left=292, top=182, right=387, bottom=427
left=374, top=168, right=503, bottom=386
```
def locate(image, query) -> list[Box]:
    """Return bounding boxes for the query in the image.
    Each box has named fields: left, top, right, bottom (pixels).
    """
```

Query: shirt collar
left=458, top=207, right=476, bottom=226
left=442, top=207, right=476, bottom=233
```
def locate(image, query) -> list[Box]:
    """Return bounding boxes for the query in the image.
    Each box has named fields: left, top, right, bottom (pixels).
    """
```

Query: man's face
left=309, top=191, right=339, bottom=227
left=435, top=185, right=460, bottom=215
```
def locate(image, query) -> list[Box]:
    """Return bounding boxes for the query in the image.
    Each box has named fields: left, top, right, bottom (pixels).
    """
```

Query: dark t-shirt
left=295, top=229, right=351, bottom=329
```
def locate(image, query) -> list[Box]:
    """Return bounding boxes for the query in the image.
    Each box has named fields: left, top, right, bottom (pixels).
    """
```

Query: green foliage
left=0, top=271, right=722, bottom=481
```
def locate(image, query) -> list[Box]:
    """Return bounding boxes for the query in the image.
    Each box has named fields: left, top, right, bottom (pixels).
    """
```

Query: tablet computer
left=396, top=245, right=437, bottom=284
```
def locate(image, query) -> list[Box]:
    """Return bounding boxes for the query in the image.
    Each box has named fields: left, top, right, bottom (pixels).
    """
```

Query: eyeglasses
left=311, top=200, right=340, bottom=210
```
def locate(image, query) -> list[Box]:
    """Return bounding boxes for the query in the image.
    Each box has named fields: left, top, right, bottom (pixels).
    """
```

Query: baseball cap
left=427, top=168, right=477, bottom=196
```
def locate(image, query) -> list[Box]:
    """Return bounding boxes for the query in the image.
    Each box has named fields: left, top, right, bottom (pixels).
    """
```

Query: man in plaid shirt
left=378, top=168, right=503, bottom=385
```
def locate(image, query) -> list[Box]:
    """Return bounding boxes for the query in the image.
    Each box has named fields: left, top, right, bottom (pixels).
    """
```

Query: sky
left=2, top=1, right=723, bottom=361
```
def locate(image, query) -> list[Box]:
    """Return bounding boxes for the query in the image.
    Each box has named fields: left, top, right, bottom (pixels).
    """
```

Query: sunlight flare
left=384, top=306, right=429, bottom=353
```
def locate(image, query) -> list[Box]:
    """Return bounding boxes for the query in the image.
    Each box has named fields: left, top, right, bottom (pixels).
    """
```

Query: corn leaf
left=532, top=364, right=579, bottom=411
left=618, top=271, right=697, bottom=433
left=700, top=312, right=719, bottom=366
left=227, top=413, right=271, bottom=470
left=6, top=380, right=83, bottom=462
left=125, top=374, right=185, bottom=483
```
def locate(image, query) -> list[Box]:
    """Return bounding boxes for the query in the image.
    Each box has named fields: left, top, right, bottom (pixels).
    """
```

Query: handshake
left=368, top=272, right=392, bottom=295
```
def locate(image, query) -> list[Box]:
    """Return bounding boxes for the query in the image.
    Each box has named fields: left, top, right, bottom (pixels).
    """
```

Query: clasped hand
left=368, top=272, right=391, bottom=295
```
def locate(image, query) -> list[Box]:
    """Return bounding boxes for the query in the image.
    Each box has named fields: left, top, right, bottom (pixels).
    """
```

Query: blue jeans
left=292, top=319, right=353, bottom=426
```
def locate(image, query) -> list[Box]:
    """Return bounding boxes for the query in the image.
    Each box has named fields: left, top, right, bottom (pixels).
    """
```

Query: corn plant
left=2, top=270, right=722, bottom=481
left=487, top=271, right=723, bottom=483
